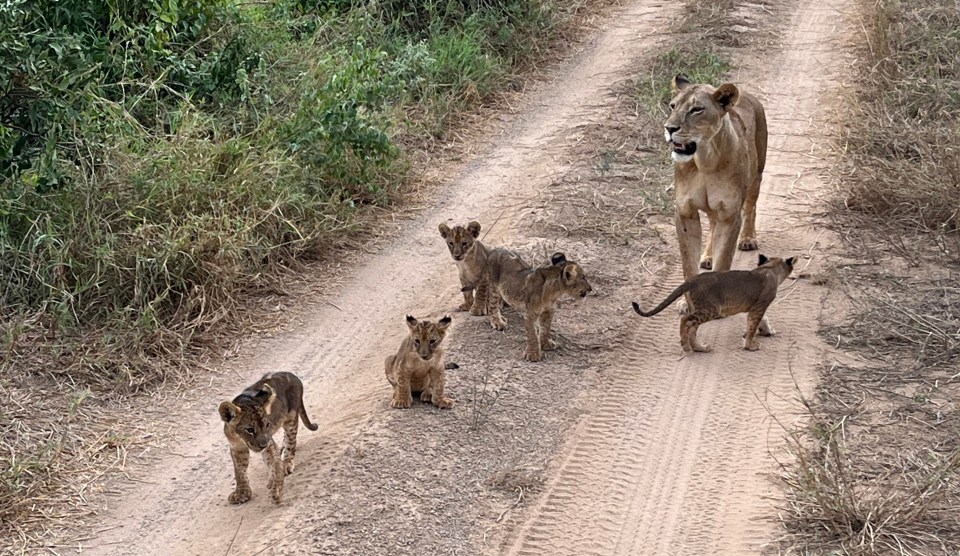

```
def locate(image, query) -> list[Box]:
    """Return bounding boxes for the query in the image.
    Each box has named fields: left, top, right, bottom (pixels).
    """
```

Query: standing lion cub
left=485, top=250, right=592, bottom=362
left=439, top=221, right=491, bottom=316
left=631, top=254, right=795, bottom=353
left=385, top=315, right=458, bottom=409
left=218, top=371, right=318, bottom=505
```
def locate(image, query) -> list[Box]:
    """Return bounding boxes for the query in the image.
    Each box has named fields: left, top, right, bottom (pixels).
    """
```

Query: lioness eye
left=690, top=107, right=704, bottom=115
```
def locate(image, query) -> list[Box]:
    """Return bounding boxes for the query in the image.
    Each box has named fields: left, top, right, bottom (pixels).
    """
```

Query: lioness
left=665, top=74, right=768, bottom=279
left=486, top=250, right=592, bottom=362
left=439, top=221, right=490, bottom=316
left=385, top=315, right=457, bottom=409
left=218, top=372, right=319, bottom=505
left=631, top=254, right=795, bottom=352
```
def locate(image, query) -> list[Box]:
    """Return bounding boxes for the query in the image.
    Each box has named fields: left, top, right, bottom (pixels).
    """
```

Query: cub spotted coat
left=632, top=254, right=795, bottom=353
left=218, top=371, right=318, bottom=504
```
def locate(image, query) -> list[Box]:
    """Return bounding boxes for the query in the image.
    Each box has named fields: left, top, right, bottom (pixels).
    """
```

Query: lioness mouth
left=672, top=141, right=697, bottom=156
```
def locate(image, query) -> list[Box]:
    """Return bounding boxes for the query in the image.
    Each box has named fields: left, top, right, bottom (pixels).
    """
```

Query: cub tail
left=444, top=362, right=460, bottom=370
left=632, top=282, right=692, bottom=317
left=299, top=404, right=319, bottom=431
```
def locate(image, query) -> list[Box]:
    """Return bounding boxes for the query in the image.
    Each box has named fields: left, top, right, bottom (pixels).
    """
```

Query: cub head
left=757, top=253, right=797, bottom=283
left=218, top=382, right=277, bottom=452
left=438, top=221, right=481, bottom=262
left=405, top=315, right=452, bottom=361
left=663, top=75, right=741, bottom=163
left=551, top=252, right=593, bottom=299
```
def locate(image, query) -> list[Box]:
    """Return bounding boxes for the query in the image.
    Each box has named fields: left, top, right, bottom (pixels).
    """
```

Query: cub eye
left=430, top=339, right=437, bottom=346
left=447, top=241, right=454, bottom=246
left=414, top=339, right=421, bottom=346
left=690, top=107, right=704, bottom=115
left=461, top=242, right=468, bottom=247
left=245, top=427, right=255, bottom=435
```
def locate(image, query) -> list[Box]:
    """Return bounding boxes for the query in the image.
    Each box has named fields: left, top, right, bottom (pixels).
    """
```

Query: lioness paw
left=700, top=257, right=713, bottom=270
left=743, top=339, right=760, bottom=351
left=677, top=298, right=690, bottom=316
left=228, top=489, right=252, bottom=505
left=738, top=237, right=759, bottom=251
left=693, top=343, right=712, bottom=353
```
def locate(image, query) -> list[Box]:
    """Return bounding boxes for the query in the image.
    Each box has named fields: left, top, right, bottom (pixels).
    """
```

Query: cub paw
left=270, top=487, right=283, bottom=505
left=542, top=338, right=558, bottom=351
left=284, top=460, right=295, bottom=475
left=390, top=397, right=413, bottom=409
left=523, top=350, right=544, bottom=362
left=419, top=389, right=434, bottom=403
left=700, top=257, right=713, bottom=270
left=434, top=397, right=455, bottom=409
left=491, top=317, right=507, bottom=331
left=457, top=301, right=472, bottom=312
left=469, top=304, right=487, bottom=317
left=738, top=237, right=759, bottom=251
left=228, top=489, right=252, bottom=505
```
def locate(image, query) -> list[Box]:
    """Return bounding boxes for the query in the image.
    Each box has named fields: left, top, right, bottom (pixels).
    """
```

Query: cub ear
left=757, top=254, right=769, bottom=266
left=562, top=264, right=579, bottom=282
left=713, top=83, right=740, bottom=111
left=672, top=74, right=691, bottom=92
left=257, top=383, right=277, bottom=414
left=550, top=252, right=567, bottom=266
left=406, top=315, right=418, bottom=329
left=785, top=256, right=797, bottom=267
left=218, top=401, right=240, bottom=423
left=467, top=221, right=481, bottom=238
left=438, top=315, right=452, bottom=330
left=438, top=223, right=450, bottom=238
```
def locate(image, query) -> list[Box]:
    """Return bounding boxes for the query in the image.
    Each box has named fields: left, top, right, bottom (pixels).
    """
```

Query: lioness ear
left=672, top=74, right=691, bottom=92
left=438, top=223, right=450, bottom=238
left=406, top=315, right=418, bottom=330
left=467, top=221, right=481, bottom=238
left=438, top=315, right=452, bottom=330
left=551, top=252, right=567, bottom=266
left=713, top=84, right=740, bottom=111
left=218, top=401, right=240, bottom=423
left=757, top=254, right=769, bottom=266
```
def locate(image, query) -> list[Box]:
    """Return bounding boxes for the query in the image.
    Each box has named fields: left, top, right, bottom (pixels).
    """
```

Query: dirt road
left=77, top=0, right=850, bottom=554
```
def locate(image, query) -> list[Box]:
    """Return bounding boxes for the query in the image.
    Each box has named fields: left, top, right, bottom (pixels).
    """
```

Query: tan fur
left=439, top=221, right=491, bottom=316
left=665, top=75, right=768, bottom=279
left=218, top=372, right=318, bottom=505
left=485, top=251, right=592, bottom=362
left=632, top=255, right=795, bottom=352
left=385, top=315, right=455, bottom=409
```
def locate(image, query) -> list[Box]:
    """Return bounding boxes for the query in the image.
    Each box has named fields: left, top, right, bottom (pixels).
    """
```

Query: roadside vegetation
left=0, top=0, right=605, bottom=548
left=781, top=0, right=960, bottom=553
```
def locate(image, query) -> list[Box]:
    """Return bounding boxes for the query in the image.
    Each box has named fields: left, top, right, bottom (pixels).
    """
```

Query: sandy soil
left=69, top=0, right=853, bottom=554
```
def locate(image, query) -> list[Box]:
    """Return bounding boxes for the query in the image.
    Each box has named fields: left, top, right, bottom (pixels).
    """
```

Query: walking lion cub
left=486, top=250, right=592, bottom=362
left=632, top=254, right=795, bottom=353
left=385, top=315, right=457, bottom=409
left=218, top=372, right=318, bottom=505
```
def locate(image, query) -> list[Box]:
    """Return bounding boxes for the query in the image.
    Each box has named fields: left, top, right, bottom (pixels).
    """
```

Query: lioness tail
left=632, top=282, right=693, bottom=317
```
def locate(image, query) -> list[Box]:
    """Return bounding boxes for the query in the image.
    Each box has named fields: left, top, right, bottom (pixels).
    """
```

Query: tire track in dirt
left=500, top=1, right=848, bottom=554
left=78, top=2, right=681, bottom=554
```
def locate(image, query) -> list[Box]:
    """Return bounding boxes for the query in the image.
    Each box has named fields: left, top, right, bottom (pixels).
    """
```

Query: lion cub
left=385, top=315, right=457, bottom=409
left=486, top=250, right=593, bottom=362
left=218, top=371, right=319, bottom=505
left=439, top=221, right=490, bottom=315
left=632, top=254, right=795, bottom=353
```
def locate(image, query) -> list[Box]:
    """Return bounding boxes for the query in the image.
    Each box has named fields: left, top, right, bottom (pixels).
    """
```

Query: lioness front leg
left=738, top=175, right=761, bottom=251
left=391, top=371, right=413, bottom=409
left=523, top=311, right=544, bottom=362
left=262, top=441, right=285, bottom=504
left=701, top=213, right=717, bottom=270
left=227, top=444, right=253, bottom=504
left=426, top=367, right=454, bottom=409
left=675, top=211, right=703, bottom=315
left=709, top=213, right=743, bottom=273
left=539, top=309, right=557, bottom=351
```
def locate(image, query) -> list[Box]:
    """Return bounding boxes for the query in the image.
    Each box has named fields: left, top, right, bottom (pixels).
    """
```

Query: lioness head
left=438, top=221, right=481, bottom=261
left=757, top=253, right=797, bottom=283
left=218, top=383, right=277, bottom=452
left=405, top=315, right=452, bottom=360
left=550, top=252, right=593, bottom=298
left=664, top=75, right=741, bottom=163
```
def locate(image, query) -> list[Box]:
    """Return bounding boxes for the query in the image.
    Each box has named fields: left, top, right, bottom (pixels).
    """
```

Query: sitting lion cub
left=385, top=315, right=457, bottom=409
left=439, top=221, right=490, bottom=316
left=486, top=250, right=593, bottom=362
left=632, top=254, right=795, bottom=353
left=218, top=371, right=319, bottom=505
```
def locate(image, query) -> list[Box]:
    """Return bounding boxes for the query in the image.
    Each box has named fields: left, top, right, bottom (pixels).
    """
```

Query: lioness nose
left=665, top=125, right=680, bottom=135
